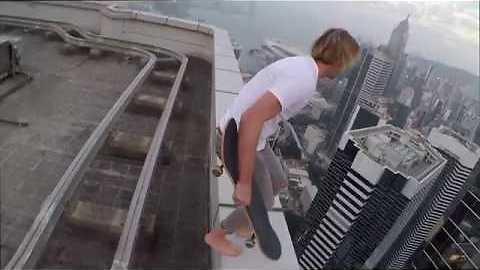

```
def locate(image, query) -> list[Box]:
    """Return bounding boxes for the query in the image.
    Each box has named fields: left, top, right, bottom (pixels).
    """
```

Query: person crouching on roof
left=205, top=28, right=360, bottom=257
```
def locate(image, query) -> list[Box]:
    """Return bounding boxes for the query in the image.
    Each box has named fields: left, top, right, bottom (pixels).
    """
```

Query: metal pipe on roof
left=0, top=16, right=159, bottom=270
left=110, top=49, right=188, bottom=270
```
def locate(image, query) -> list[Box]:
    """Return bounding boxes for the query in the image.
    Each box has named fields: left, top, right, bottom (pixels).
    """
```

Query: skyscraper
left=387, top=16, right=409, bottom=61
left=347, top=105, right=390, bottom=132
left=424, top=64, right=434, bottom=85
left=385, top=54, right=407, bottom=98
left=389, top=86, right=415, bottom=128
left=388, top=102, right=411, bottom=129
left=327, top=16, right=410, bottom=155
left=296, top=125, right=446, bottom=269
left=411, top=75, right=425, bottom=110
left=365, top=126, right=480, bottom=269
left=328, top=100, right=391, bottom=157
left=327, top=48, right=373, bottom=156
left=411, top=160, right=480, bottom=270
left=474, top=124, right=480, bottom=146
left=384, top=16, right=410, bottom=98
left=358, top=49, right=394, bottom=107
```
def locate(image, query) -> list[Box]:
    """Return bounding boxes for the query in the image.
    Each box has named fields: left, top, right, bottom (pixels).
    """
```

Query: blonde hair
left=311, top=28, right=360, bottom=72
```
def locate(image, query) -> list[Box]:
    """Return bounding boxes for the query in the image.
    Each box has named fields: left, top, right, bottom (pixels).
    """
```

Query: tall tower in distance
left=385, top=15, right=410, bottom=98
left=387, top=15, right=409, bottom=61
left=365, top=126, right=480, bottom=269
left=296, top=125, right=446, bottom=269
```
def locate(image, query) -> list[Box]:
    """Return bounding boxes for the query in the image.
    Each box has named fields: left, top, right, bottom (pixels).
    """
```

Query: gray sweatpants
left=220, top=144, right=288, bottom=234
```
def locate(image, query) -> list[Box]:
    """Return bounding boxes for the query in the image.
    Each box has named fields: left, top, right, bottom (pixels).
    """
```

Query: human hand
left=233, top=182, right=252, bottom=207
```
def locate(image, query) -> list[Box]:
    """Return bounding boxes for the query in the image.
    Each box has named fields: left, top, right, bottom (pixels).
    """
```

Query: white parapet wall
left=0, top=1, right=213, bottom=60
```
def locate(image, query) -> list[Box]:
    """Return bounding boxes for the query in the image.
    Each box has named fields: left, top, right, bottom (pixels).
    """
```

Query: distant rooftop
left=262, top=38, right=306, bottom=58
left=428, top=125, right=480, bottom=168
left=349, top=125, right=445, bottom=181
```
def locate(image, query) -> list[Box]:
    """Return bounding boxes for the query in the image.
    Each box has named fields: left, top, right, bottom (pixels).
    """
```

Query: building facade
left=358, top=50, right=394, bottom=108
left=327, top=48, right=373, bottom=156
left=296, top=126, right=446, bottom=269
left=475, top=124, right=480, bottom=146
left=365, top=126, right=480, bottom=269
left=384, top=16, right=409, bottom=98
left=411, top=160, right=480, bottom=270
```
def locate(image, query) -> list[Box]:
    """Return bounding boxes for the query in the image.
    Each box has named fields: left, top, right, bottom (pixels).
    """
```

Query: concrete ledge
left=215, top=92, right=237, bottom=124
left=215, top=43, right=236, bottom=59
left=215, top=69, right=244, bottom=94
left=34, top=1, right=103, bottom=11
left=215, top=55, right=241, bottom=73
left=166, top=16, right=199, bottom=31
left=198, top=22, right=213, bottom=35
left=135, top=11, right=168, bottom=24
left=102, top=4, right=138, bottom=20
left=213, top=28, right=232, bottom=47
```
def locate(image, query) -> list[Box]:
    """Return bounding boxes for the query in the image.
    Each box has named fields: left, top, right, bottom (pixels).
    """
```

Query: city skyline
left=351, top=1, right=479, bottom=76
left=144, top=1, right=479, bottom=76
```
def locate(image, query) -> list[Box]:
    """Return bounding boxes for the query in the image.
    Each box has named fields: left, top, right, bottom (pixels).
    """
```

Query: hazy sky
left=356, top=1, right=479, bottom=75
left=256, top=1, right=480, bottom=75
left=140, top=0, right=480, bottom=75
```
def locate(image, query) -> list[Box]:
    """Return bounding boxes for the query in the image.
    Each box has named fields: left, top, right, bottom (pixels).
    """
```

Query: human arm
left=234, top=91, right=281, bottom=206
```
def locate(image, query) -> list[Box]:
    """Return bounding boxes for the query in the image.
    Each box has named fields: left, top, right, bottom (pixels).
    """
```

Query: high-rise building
left=411, top=76, right=425, bottom=110
left=328, top=101, right=391, bottom=157
left=474, top=124, right=480, bottom=146
left=385, top=16, right=410, bottom=98
left=385, top=54, right=407, bottom=98
left=387, top=16, right=409, bottom=61
left=439, top=81, right=455, bottom=102
left=296, top=125, right=446, bottom=269
left=389, top=86, right=415, bottom=128
left=358, top=50, right=394, bottom=107
left=424, top=65, right=434, bottom=85
left=397, top=86, right=415, bottom=108
left=410, top=160, right=480, bottom=270
left=347, top=105, right=390, bottom=132
left=365, top=126, right=480, bottom=269
left=447, top=90, right=464, bottom=123
left=327, top=48, right=373, bottom=156
left=388, top=102, right=411, bottom=128
left=422, top=99, right=444, bottom=128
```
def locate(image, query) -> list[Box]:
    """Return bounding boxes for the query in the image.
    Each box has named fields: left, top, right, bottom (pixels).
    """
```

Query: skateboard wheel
left=212, top=166, right=223, bottom=177
left=245, top=239, right=255, bottom=248
left=245, top=234, right=256, bottom=248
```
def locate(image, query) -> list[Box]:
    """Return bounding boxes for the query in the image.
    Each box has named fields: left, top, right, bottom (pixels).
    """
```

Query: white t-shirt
left=218, top=56, right=319, bottom=151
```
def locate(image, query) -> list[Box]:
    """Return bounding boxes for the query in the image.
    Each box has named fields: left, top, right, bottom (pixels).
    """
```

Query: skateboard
left=216, top=118, right=281, bottom=260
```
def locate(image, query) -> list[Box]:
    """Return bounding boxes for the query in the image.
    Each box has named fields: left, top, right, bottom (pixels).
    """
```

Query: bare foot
left=205, top=229, right=242, bottom=257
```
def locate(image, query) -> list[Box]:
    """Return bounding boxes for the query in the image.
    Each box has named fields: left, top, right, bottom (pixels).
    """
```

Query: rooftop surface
left=349, top=125, right=445, bottom=181
left=1, top=25, right=139, bottom=268
left=0, top=2, right=301, bottom=269
left=1, top=24, right=211, bottom=269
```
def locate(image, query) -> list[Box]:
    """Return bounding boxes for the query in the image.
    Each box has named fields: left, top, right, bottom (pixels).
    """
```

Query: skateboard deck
left=220, top=118, right=281, bottom=260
